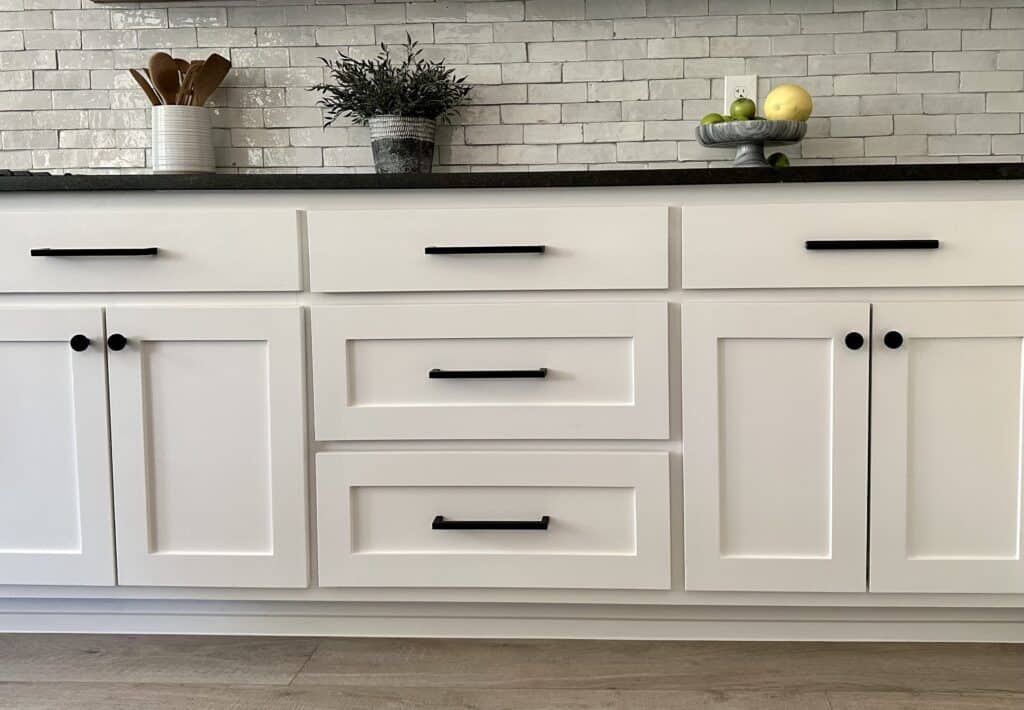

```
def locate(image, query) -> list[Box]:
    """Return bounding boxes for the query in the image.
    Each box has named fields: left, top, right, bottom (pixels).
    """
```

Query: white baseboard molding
left=2, top=599, right=1023, bottom=642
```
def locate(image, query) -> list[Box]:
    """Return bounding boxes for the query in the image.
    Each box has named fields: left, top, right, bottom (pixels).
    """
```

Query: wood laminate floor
left=0, top=635, right=1021, bottom=709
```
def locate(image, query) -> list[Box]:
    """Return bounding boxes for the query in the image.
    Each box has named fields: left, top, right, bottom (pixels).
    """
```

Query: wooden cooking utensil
left=148, top=52, right=180, bottom=106
left=174, top=57, right=190, bottom=81
left=190, top=53, right=232, bottom=108
left=128, top=68, right=161, bottom=106
left=177, top=61, right=202, bottom=105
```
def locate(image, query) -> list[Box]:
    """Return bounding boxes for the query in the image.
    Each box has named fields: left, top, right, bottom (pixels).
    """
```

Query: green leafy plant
left=311, top=35, right=472, bottom=127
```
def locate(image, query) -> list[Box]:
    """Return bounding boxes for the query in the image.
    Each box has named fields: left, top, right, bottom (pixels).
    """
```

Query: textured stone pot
left=368, top=115, right=436, bottom=174
left=695, top=119, right=806, bottom=168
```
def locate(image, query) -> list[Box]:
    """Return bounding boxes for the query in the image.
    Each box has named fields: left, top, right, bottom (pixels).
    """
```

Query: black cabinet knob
left=844, top=332, right=865, bottom=350
left=883, top=330, right=904, bottom=349
left=69, top=334, right=90, bottom=352
left=107, top=333, right=128, bottom=351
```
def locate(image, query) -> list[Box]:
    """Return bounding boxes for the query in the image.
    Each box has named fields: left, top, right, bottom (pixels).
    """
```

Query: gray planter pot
left=368, top=115, right=437, bottom=174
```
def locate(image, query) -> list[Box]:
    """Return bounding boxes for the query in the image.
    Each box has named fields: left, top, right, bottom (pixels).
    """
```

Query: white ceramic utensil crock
left=152, top=105, right=215, bottom=174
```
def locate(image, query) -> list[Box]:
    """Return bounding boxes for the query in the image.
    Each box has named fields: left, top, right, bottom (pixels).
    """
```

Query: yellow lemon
left=763, top=84, right=813, bottom=121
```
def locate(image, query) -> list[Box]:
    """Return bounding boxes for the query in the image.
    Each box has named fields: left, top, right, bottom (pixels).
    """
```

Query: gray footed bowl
left=696, top=119, right=807, bottom=168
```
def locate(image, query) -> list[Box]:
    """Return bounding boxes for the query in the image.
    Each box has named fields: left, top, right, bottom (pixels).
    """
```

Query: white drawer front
left=0, top=210, right=301, bottom=292
left=307, top=206, right=668, bottom=292
left=311, top=302, right=669, bottom=440
left=682, top=201, right=1024, bottom=289
left=315, top=451, right=671, bottom=589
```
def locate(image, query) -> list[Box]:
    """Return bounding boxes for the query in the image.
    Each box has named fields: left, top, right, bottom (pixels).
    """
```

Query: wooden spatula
left=148, top=52, right=180, bottom=106
left=174, top=57, right=190, bottom=82
left=191, top=53, right=232, bottom=108
left=129, top=68, right=161, bottom=106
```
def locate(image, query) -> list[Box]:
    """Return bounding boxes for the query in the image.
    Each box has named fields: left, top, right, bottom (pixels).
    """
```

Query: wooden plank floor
left=0, top=635, right=1021, bottom=709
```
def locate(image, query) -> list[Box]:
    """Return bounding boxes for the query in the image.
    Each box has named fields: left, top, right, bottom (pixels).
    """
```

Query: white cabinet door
left=682, top=302, right=870, bottom=592
left=871, top=301, right=1024, bottom=593
left=0, top=308, right=114, bottom=586
left=107, top=307, right=308, bottom=588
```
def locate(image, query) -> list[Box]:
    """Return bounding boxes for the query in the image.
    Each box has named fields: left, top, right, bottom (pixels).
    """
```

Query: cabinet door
left=871, top=301, right=1024, bottom=593
left=682, top=302, right=870, bottom=592
left=0, top=308, right=114, bottom=586
left=107, top=307, right=307, bottom=588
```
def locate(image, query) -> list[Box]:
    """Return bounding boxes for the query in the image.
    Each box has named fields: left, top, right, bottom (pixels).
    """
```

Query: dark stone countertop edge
left=2, top=163, right=1024, bottom=192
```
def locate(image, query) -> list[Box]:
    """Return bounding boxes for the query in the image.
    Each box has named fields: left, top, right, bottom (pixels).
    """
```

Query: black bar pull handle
left=805, top=239, right=939, bottom=251
left=429, top=367, right=548, bottom=379
left=432, top=515, right=551, bottom=531
left=425, top=245, right=546, bottom=255
left=31, top=247, right=159, bottom=257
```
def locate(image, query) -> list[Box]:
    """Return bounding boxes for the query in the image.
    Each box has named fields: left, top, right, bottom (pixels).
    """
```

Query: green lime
left=768, top=152, right=790, bottom=168
left=729, top=97, right=756, bottom=120
left=700, top=112, right=725, bottom=125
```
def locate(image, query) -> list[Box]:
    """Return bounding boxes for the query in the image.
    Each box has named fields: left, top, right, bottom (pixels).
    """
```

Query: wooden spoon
left=148, top=52, right=180, bottom=105
left=174, top=57, right=190, bottom=82
left=177, top=61, right=202, bottom=106
left=190, top=53, right=232, bottom=108
left=128, top=68, right=161, bottom=106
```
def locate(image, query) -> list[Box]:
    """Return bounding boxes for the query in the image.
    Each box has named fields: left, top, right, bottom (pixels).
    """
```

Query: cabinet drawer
left=310, top=302, right=669, bottom=440
left=682, top=201, right=1024, bottom=289
left=307, top=206, right=668, bottom=292
left=0, top=210, right=301, bottom=292
left=315, top=451, right=671, bottom=589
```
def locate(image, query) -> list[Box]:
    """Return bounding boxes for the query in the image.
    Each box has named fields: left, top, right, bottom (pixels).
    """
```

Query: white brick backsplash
left=957, top=113, right=1021, bottom=134
left=831, top=114, right=893, bottom=136
left=553, top=20, right=612, bottom=40
left=562, top=59, right=621, bottom=81
left=498, top=143, right=556, bottom=162
left=583, top=120, right=643, bottom=141
left=528, top=41, right=585, bottom=62
left=523, top=122, right=582, bottom=142
left=0, top=0, right=1019, bottom=172
left=928, top=134, right=990, bottom=155
left=897, top=71, right=957, bottom=93
left=925, top=92, right=987, bottom=114
left=934, top=51, right=996, bottom=71
left=527, top=81, right=586, bottom=102
left=622, top=99, right=682, bottom=120
left=960, top=71, right=1023, bottom=92
left=863, top=10, right=925, bottom=30
left=466, top=123, right=523, bottom=143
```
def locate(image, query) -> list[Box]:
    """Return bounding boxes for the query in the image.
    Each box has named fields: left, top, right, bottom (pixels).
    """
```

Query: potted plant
left=312, top=36, right=471, bottom=174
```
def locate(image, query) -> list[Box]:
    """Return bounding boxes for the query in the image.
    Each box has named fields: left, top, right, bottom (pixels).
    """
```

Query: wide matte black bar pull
left=31, top=247, right=159, bottom=257
left=432, top=515, right=551, bottom=531
left=424, top=245, right=546, bottom=255
left=805, top=239, right=939, bottom=251
left=429, top=367, right=548, bottom=379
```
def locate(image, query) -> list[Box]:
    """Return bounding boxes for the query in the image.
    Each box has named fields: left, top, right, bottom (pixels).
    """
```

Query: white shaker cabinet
left=682, top=302, right=870, bottom=593
left=0, top=307, right=115, bottom=586
left=870, top=301, right=1024, bottom=594
left=106, top=307, right=309, bottom=588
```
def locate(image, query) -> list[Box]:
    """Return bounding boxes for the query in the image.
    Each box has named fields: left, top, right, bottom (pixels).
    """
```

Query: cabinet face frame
left=871, top=301, right=1024, bottom=594
left=681, top=301, right=870, bottom=593
left=311, top=302, right=670, bottom=441
left=106, top=307, right=308, bottom=588
left=0, top=307, right=115, bottom=586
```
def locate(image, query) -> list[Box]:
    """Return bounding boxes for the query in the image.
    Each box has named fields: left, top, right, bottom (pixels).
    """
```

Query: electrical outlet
left=724, top=75, right=758, bottom=115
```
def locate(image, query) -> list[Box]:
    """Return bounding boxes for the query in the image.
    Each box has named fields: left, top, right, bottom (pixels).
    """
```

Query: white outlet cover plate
left=724, top=75, right=758, bottom=115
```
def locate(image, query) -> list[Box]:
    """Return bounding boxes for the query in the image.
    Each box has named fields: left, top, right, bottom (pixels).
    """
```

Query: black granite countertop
left=1, top=163, right=1023, bottom=192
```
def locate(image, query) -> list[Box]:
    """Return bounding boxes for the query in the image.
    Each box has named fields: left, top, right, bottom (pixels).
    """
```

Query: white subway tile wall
left=0, top=0, right=1021, bottom=172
